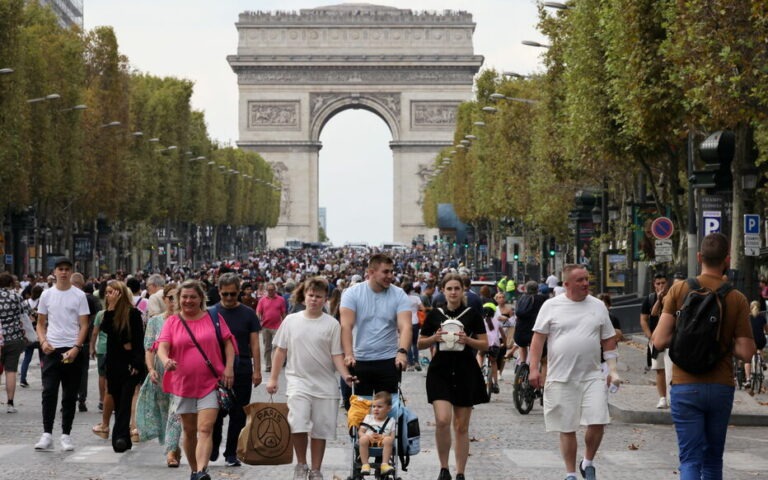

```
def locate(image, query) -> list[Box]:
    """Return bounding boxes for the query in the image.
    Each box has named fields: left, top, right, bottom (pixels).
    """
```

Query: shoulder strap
left=178, top=316, right=219, bottom=380
left=207, top=305, right=226, bottom=359
left=686, top=278, right=701, bottom=291
left=380, top=417, right=391, bottom=433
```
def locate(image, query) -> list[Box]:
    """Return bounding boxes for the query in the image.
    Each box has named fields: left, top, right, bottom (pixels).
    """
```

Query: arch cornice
left=309, top=92, right=401, bottom=142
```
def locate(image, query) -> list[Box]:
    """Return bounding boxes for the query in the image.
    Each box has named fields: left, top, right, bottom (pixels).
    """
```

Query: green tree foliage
left=0, top=0, right=279, bottom=265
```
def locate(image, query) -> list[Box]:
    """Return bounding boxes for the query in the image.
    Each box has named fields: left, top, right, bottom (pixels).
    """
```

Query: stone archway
left=227, top=4, right=483, bottom=246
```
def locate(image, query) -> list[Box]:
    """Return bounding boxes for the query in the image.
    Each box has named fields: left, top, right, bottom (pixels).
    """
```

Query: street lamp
left=481, top=106, right=497, bottom=113
left=27, top=93, right=61, bottom=103
left=0, top=68, right=14, bottom=75
left=473, top=121, right=485, bottom=127
left=59, top=104, right=87, bottom=112
left=522, top=40, right=551, bottom=49
left=502, top=71, right=528, bottom=79
left=543, top=1, right=571, bottom=9
left=100, top=121, right=121, bottom=128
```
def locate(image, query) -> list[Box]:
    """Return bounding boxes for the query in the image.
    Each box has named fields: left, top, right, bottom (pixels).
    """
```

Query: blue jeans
left=670, top=383, right=734, bottom=480
left=408, top=325, right=420, bottom=366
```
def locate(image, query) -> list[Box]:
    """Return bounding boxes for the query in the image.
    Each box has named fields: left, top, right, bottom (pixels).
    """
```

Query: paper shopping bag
left=237, top=401, right=293, bottom=465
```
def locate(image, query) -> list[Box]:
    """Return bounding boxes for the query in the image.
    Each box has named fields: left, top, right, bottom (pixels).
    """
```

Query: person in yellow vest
left=505, top=278, right=517, bottom=303
left=497, top=276, right=507, bottom=293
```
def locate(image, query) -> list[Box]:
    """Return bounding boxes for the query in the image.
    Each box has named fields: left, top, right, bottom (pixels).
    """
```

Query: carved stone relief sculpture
left=248, top=101, right=299, bottom=128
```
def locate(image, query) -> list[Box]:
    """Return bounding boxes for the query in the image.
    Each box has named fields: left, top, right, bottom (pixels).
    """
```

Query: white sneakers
left=6, top=405, right=17, bottom=413
left=34, top=433, right=53, bottom=450
left=34, top=433, right=75, bottom=451
left=656, top=397, right=669, bottom=409
left=60, top=434, right=75, bottom=451
left=294, top=463, right=309, bottom=480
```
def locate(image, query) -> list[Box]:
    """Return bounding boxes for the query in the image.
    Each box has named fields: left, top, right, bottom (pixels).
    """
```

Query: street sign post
left=745, top=234, right=761, bottom=257
left=702, top=211, right=722, bottom=236
left=744, top=214, right=760, bottom=235
left=651, top=217, right=674, bottom=240
left=655, top=239, right=673, bottom=263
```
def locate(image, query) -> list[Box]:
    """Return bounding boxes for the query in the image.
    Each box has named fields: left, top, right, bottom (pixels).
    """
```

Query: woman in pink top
left=157, top=280, right=236, bottom=480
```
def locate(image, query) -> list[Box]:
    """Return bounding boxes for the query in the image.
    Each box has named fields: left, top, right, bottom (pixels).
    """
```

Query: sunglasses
left=220, top=292, right=238, bottom=297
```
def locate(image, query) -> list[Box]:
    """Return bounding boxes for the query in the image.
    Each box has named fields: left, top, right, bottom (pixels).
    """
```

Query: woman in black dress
left=100, top=280, right=145, bottom=453
left=418, top=273, right=488, bottom=480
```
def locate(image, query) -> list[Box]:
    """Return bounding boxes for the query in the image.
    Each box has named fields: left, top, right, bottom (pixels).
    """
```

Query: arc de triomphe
left=227, top=4, right=483, bottom=247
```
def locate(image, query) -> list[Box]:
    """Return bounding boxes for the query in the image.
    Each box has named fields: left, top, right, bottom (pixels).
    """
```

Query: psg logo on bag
left=254, top=406, right=291, bottom=457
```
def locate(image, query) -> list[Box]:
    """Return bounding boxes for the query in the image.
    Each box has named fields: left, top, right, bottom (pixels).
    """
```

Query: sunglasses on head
left=220, top=292, right=238, bottom=297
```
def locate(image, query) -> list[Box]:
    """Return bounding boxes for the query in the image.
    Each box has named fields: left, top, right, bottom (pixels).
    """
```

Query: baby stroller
left=346, top=384, right=410, bottom=480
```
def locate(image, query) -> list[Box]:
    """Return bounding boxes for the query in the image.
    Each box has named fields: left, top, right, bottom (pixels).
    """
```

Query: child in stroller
left=358, top=392, right=395, bottom=476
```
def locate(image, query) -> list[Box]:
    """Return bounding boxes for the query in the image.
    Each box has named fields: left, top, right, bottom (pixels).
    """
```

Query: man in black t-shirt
left=640, top=273, right=669, bottom=409
left=210, top=273, right=262, bottom=467
left=513, top=281, right=548, bottom=364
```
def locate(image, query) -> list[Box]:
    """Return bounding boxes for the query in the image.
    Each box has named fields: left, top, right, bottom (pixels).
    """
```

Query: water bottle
left=420, top=356, right=430, bottom=367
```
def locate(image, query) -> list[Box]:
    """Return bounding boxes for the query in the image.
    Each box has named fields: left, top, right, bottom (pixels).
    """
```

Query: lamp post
left=0, top=68, right=14, bottom=75
left=522, top=40, right=551, bottom=49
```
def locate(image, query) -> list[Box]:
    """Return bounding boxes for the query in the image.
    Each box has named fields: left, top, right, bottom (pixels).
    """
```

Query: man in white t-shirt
left=34, top=257, right=90, bottom=452
left=529, top=264, right=621, bottom=480
left=546, top=272, right=560, bottom=291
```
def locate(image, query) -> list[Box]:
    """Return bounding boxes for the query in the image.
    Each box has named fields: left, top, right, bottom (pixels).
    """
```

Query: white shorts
left=651, top=349, right=667, bottom=370
left=287, top=392, right=339, bottom=440
left=173, top=388, right=218, bottom=414
left=543, top=378, right=610, bottom=432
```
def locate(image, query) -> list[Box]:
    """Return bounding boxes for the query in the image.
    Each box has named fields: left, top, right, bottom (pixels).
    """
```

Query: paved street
left=1, top=341, right=768, bottom=480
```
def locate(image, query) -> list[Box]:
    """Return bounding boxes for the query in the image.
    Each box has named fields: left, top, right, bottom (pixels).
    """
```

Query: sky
left=84, top=0, right=545, bottom=246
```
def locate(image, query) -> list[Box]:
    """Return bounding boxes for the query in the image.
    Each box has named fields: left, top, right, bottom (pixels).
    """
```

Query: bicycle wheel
left=483, top=355, right=493, bottom=400
left=513, top=364, right=533, bottom=414
left=752, top=355, right=763, bottom=394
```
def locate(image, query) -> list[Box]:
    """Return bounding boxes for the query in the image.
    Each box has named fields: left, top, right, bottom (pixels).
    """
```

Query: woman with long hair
left=136, top=283, right=183, bottom=467
left=99, top=280, right=146, bottom=452
left=418, top=272, right=489, bottom=480
left=19, top=285, right=45, bottom=388
left=157, top=279, right=236, bottom=480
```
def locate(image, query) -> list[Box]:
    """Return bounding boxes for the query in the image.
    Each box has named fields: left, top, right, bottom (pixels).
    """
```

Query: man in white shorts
left=529, top=264, right=621, bottom=480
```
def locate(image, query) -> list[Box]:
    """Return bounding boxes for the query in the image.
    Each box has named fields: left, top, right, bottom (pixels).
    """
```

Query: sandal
left=92, top=423, right=109, bottom=439
left=166, top=449, right=180, bottom=468
left=130, top=428, right=140, bottom=443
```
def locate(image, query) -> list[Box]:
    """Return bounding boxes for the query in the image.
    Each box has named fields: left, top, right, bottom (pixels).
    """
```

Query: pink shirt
left=256, top=295, right=286, bottom=330
left=158, top=313, right=237, bottom=399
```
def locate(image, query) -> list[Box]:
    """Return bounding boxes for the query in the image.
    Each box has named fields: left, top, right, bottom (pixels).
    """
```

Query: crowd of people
left=0, top=233, right=762, bottom=480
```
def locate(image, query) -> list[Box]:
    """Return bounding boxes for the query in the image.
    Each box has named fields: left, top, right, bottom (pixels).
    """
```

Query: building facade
left=37, top=0, right=83, bottom=29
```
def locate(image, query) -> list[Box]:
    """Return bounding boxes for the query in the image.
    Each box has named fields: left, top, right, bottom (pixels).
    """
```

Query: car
left=470, top=280, right=498, bottom=297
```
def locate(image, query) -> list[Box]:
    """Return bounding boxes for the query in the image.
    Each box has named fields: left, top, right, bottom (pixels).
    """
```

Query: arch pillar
left=238, top=140, right=322, bottom=247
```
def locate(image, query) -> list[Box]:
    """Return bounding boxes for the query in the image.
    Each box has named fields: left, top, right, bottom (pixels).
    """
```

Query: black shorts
left=513, top=328, right=533, bottom=348
left=352, top=358, right=399, bottom=396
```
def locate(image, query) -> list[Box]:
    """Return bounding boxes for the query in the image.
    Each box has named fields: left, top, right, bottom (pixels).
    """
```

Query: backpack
left=668, top=278, right=732, bottom=374
left=516, top=294, right=534, bottom=316
left=397, top=405, right=420, bottom=471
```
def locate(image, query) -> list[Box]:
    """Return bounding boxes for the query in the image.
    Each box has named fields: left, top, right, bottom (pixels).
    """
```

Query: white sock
left=567, top=472, right=577, bottom=478
left=582, top=458, right=594, bottom=468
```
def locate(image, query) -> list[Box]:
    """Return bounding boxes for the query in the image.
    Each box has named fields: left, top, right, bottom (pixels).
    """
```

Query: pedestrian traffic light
left=513, top=243, right=519, bottom=261
left=549, top=237, right=556, bottom=257
left=696, top=130, right=734, bottom=191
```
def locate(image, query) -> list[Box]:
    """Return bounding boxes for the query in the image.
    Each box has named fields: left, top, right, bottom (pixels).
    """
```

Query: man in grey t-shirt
left=341, top=254, right=412, bottom=395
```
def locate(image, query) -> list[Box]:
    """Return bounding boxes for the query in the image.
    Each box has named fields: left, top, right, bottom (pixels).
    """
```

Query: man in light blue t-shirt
left=341, top=254, right=412, bottom=395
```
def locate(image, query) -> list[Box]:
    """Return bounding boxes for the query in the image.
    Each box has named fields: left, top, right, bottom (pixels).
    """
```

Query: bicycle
left=749, top=350, right=765, bottom=395
left=481, top=348, right=496, bottom=400
left=733, top=357, right=747, bottom=389
left=512, top=362, right=542, bottom=415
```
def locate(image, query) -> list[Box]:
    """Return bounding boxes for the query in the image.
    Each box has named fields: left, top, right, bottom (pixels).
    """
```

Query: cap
left=54, top=257, right=73, bottom=268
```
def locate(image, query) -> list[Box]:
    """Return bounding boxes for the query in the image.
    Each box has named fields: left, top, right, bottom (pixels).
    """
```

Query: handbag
left=178, top=314, right=236, bottom=411
left=20, top=312, right=38, bottom=344
left=237, top=399, right=293, bottom=465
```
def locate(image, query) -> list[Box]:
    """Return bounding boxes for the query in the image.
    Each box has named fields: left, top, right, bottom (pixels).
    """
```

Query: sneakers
left=97, top=402, right=103, bottom=412
left=360, top=464, right=372, bottom=475
left=192, top=471, right=211, bottom=480
left=491, top=382, right=500, bottom=394
left=60, top=434, right=75, bottom=452
left=7, top=405, right=17, bottom=413
left=415, top=364, right=422, bottom=372
left=78, top=401, right=88, bottom=412
left=308, top=470, right=323, bottom=480
left=34, top=433, right=53, bottom=451
left=225, top=456, right=242, bottom=467
left=19, top=380, right=29, bottom=388
left=455, top=475, right=465, bottom=480
left=438, top=467, right=452, bottom=480
left=656, top=397, right=669, bottom=409
left=380, top=464, right=394, bottom=475
left=294, top=463, right=309, bottom=480
left=565, top=477, right=578, bottom=480
left=579, top=459, right=596, bottom=480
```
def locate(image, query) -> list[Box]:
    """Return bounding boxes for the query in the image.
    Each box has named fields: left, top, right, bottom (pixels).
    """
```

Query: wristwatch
left=397, top=348, right=408, bottom=355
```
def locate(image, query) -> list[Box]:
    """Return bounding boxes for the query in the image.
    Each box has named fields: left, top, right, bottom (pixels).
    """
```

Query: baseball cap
left=54, top=257, right=73, bottom=268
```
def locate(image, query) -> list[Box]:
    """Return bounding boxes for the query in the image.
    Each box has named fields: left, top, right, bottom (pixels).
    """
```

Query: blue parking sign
left=744, top=214, right=760, bottom=234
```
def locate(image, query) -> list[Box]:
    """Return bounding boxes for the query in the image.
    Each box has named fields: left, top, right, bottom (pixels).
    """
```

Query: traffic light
left=549, top=237, right=556, bottom=257
left=513, top=243, right=519, bottom=261
left=695, top=130, right=734, bottom=190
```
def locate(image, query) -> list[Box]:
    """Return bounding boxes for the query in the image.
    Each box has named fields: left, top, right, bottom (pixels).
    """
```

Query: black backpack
left=668, top=278, right=732, bottom=374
